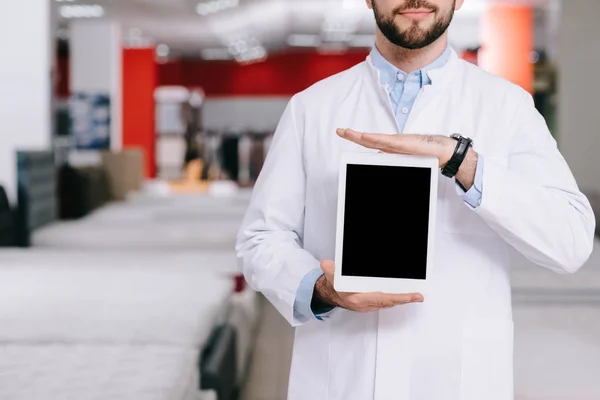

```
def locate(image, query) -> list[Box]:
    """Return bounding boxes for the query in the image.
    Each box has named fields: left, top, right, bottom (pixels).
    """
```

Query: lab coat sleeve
left=473, top=92, right=596, bottom=274
left=236, top=97, right=322, bottom=327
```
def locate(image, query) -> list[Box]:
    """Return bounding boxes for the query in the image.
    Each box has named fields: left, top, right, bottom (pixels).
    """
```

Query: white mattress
left=32, top=219, right=242, bottom=250
left=0, top=252, right=235, bottom=346
left=0, top=344, right=202, bottom=400
left=89, top=195, right=249, bottom=225
left=0, top=249, right=259, bottom=387
left=32, top=190, right=250, bottom=250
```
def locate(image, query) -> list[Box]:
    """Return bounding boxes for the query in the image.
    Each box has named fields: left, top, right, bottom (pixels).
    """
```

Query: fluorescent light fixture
left=288, top=34, right=321, bottom=47
left=129, top=28, right=143, bottom=38
left=156, top=44, right=170, bottom=58
left=225, top=35, right=268, bottom=63
left=235, top=46, right=267, bottom=63
left=60, top=5, right=104, bottom=19
left=196, top=0, right=239, bottom=16
left=201, top=48, right=233, bottom=60
left=55, top=0, right=75, bottom=2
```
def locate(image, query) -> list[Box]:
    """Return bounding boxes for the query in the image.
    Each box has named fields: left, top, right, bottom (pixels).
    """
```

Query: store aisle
left=243, top=296, right=294, bottom=400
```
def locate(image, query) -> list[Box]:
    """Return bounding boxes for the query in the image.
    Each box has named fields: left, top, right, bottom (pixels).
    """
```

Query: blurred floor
left=244, top=247, right=600, bottom=400
left=242, top=296, right=293, bottom=400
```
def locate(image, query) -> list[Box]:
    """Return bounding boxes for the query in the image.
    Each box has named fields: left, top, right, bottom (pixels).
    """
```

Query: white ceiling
left=55, top=0, right=552, bottom=59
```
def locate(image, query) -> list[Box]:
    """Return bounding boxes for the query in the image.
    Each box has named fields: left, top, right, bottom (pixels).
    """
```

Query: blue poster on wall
left=70, top=92, right=111, bottom=150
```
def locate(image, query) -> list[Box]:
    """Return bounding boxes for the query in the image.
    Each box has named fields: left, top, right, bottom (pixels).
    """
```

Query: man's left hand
left=336, top=128, right=478, bottom=190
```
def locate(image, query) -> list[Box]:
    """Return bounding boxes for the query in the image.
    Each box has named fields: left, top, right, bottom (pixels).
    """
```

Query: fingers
left=320, top=260, right=335, bottom=275
left=342, top=292, right=424, bottom=312
left=337, top=128, right=398, bottom=152
left=320, top=260, right=336, bottom=285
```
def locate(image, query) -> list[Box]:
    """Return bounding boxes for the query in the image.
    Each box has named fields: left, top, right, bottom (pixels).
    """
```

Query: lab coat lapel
left=362, top=56, right=401, bottom=136
left=404, top=49, right=460, bottom=135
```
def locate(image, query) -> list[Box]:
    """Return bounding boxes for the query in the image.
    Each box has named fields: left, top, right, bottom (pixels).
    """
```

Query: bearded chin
left=373, top=1, right=455, bottom=50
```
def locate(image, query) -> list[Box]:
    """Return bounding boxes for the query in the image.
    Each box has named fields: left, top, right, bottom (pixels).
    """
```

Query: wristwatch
left=441, top=133, right=473, bottom=179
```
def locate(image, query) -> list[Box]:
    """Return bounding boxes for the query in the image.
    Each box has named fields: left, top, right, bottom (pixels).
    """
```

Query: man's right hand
left=314, top=260, right=424, bottom=313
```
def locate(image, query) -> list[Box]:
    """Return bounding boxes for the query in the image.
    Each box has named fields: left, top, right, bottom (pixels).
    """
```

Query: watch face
left=451, top=133, right=472, bottom=142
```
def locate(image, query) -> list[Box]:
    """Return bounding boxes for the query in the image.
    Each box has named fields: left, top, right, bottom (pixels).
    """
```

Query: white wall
left=0, top=0, right=52, bottom=204
left=557, top=0, right=600, bottom=193
left=70, top=20, right=122, bottom=151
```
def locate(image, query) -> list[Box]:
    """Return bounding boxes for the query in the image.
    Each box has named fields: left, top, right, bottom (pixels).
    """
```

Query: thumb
left=320, top=260, right=335, bottom=277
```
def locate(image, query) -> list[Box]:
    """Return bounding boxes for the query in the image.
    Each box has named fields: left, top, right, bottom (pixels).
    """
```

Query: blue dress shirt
left=293, top=45, right=485, bottom=322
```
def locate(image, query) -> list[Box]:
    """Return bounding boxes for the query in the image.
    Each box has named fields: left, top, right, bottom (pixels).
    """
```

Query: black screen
left=341, top=164, right=431, bottom=280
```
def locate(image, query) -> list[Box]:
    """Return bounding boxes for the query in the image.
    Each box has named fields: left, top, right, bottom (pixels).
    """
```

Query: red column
left=479, top=5, right=534, bottom=93
left=122, top=48, right=157, bottom=178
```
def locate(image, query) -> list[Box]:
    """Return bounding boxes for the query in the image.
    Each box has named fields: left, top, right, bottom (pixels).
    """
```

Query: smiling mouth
left=397, top=9, right=434, bottom=20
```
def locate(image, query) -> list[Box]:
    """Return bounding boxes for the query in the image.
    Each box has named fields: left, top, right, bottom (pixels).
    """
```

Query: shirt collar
left=370, top=43, right=452, bottom=88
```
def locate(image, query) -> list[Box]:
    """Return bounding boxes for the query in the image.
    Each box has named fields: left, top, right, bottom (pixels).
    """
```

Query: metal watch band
left=441, top=135, right=472, bottom=179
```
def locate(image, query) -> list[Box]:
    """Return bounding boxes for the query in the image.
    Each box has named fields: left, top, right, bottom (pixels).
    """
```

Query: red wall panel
left=157, top=50, right=369, bottom=96
left=123, top=48, right=157, bottom=178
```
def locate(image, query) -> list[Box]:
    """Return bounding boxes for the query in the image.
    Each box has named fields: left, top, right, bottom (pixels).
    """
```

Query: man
left=236, top=0, right=596, bottom=399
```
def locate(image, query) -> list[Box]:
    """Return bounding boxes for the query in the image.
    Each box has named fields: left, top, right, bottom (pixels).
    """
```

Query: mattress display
left=0, top=252, right=236, bottom=345
left=0, top=249, right=259, bottom=396
left=0, top=344, right=202, bottom=400
left=32, top=218, right=242, bottom=250
left=32, top=191, right=250, bottom=250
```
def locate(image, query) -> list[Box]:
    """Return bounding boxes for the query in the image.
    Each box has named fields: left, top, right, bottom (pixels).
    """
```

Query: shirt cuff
left=293, top=268, right=335, bottom=322
left=459, top=154, right=484, bottom=209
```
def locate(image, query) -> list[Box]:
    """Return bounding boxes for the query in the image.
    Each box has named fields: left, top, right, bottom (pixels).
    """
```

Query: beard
left=372, top=0, right=455, bottom=50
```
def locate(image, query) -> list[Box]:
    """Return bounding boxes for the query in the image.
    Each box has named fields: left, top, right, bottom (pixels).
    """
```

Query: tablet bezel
left=333, top=151, right=438, bottom=295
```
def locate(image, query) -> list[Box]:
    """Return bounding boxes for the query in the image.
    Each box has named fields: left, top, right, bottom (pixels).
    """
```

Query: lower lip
left=399, top=11, right=433, bottom=21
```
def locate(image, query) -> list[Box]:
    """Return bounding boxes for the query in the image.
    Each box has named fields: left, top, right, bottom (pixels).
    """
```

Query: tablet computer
left=333, top=152, right=438, bottom=294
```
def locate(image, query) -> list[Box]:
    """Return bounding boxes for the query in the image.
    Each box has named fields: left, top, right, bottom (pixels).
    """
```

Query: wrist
left=312, top=275, right=338, bottom=309
left=455, top=148, right=478, bottom=191
left=439, top=137, right=457, bottom=168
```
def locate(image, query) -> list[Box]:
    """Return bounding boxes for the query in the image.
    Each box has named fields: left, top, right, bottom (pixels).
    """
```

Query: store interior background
left=0, top=1, right=599, bottom=400
left=52, top=0, right=564, bottom=190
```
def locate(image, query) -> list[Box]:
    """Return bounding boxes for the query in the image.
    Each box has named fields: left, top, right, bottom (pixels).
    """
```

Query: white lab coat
left=236, top=48, right=595, bottom=400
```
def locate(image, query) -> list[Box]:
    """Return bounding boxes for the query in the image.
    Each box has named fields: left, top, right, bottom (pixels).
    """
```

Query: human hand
left=336, top=128, right=478, bottom=190
left=336, top=128, right=455, bottom=167
left=314, top=260, right=424, bottom=313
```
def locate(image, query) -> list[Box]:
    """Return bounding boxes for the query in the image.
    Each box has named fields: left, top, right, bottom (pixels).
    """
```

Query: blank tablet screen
left=341, top=164, right=431, bottom=280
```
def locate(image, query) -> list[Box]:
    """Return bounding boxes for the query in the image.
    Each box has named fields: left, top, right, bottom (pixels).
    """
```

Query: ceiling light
left=55, top=0, right=75, bottom=2
left=60, top=5, right=105, bottom=19
left=288, top=34, right=321, bottom=48
left=196, top=0, right=239, bottom=17
left=235, top=46, right=267, bottom=63
left=156, top=44, right=170, bottom=58
left=225, top=35, right=267, bottom=64
left=129, top=28, right=143, bottom=38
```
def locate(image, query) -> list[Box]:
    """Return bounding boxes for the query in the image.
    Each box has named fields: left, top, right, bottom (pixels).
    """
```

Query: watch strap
left=441, top=135, right=472, bottom=179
